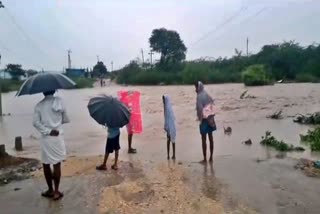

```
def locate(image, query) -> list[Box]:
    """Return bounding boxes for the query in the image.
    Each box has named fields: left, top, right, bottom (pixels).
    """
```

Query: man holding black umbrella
left=33, top=90, right=70, bottom=200
left=15, top=72, right=75, bottom=200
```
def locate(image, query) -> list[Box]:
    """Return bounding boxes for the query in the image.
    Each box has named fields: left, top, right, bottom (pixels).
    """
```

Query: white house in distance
left=0, top=70, right=13, bottom=79
left=0, top=69, right=28, bottom=80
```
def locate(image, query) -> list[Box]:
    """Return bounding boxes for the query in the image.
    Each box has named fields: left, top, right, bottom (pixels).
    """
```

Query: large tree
left=92, top=61, right=108, bottom=77
left=149, top=28, right=187, bottom=69
left=5, top=64, right=25, bottom=80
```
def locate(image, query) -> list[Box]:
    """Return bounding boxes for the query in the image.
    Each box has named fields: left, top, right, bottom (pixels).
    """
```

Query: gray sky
left=0, top=0, right=319, bottom=71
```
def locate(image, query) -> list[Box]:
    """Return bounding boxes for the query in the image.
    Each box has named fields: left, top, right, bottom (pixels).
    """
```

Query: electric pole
left=96, top=55, right=100, bottom=63
left=149, top=50, right=154, bottom=69
left=246, top=37, right=249, bottom=57
left=141, top=49, right=145, bottom=65
left=0, top=54, right=2, bottom=116
left=111, top=61, right=113, bottom=72
left=0, top=1, right=4, bottom=116
left=67, top=49, right=72, bottom=69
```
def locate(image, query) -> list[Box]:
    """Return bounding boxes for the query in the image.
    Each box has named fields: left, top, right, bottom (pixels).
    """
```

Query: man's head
left=43, top=90, right=55, bottom=96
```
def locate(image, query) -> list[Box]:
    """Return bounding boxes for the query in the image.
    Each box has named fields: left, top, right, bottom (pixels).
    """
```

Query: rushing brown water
left=1, top=83, right=319, bottom=160
left=1, top=83, right=320, bottom=214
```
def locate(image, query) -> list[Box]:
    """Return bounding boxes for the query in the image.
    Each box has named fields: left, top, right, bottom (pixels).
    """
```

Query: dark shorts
left=199, top=120, right=216, bottom=135
left=106, top=135, right=120, bottom=153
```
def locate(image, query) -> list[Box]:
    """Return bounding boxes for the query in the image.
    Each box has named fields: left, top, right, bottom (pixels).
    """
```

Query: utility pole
left=111, top=61, right=113, bottom=72
left=67, top=49, right=72, bottom=69
left=149, top=50, right=154, bottom=69
left=0, top=1, right=4, bottom=116
left=0, top=53, right=2, bottom=116
left=141, top=49, right=145, bottom=65
left=246, top=37, right=249, bottom=57
left=96, top=55, right=100, bottom=63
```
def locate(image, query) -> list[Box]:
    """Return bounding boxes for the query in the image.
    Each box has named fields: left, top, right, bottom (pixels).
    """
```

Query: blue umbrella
left=16, top=73, right=76, bottom=96
left=88, top=95, right=131, bottom=128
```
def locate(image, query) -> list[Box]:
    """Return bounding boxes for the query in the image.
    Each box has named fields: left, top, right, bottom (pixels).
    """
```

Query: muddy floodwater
left=1, top=83, right=320, bottom=213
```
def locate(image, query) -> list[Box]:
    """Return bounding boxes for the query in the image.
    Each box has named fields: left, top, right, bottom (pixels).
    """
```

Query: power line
left=3, top=7, right=50, bottom=63
left=192, top=7, right=268, bottom=54
left=0, top=40, right=10, bottom=52
left=190, top=6, right=248, bottom=48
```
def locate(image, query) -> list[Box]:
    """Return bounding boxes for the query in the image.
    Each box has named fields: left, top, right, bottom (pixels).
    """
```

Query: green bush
left=0, top=79, right=23, bottom=93
left=71, top=78, right=95, bottom=89
left=300, top=127, right=320, bottom=151
left=242, top=64, right=273, bottom=86
left=296, top=73, right=319, bottom=83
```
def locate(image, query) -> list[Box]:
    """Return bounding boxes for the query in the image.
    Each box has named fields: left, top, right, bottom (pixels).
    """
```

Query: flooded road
left=1, top=83, right=320, bottom=159
left=1, top=83, right=320, bottom=213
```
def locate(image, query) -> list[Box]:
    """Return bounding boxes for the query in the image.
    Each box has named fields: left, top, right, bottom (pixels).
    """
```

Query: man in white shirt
left=33, top=90, right=70, bottom=200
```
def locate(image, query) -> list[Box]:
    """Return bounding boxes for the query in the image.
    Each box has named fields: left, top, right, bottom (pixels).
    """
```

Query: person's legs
left=201, top=134, right=207, bottom=163
left=97, top=139, right=110, bottom=170
left=112, top=135, right=120, bottom=170
left=128, top=133, right=133, bottom=149
left=42, top=164, right=53, bottom=197
left=102, top=152, right=109, bottom=166
left=52, top=162, right=63, bottom=200
left=172, top=142, right=176, bottom=160
left=167, top=135, right=170, bottom=160
left=112, top=150, right=119, bottom=170
left=208, top=133, right=214, bottom=162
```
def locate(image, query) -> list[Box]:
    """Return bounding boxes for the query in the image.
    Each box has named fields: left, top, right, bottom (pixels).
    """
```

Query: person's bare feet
left=167, top=156, right=170, bottom=160
left=96, top=164, right=107, bottom=171
left=111, top=165, right=118, bottom=170
left=41, top=189, right=54, bottom=198
left=209, top=157, right=213, bottom=163
left=172, top=156, right=176, bottom=160
left=128, top=148, right=137, bottom=154
left=53, top=191, right=64, bottom=201
left=199, top=159, right=207, bottom=165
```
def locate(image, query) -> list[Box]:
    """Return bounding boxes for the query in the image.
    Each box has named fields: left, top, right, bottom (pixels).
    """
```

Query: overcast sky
left=0, top=0, right=319, bottom=71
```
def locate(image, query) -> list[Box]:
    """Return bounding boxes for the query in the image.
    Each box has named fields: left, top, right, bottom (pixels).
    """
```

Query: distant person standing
left=194, top=81, right=216, bottom=163
left=163, top=95, right=176, bottom=160
left=33, top=90, right=70, bottom=200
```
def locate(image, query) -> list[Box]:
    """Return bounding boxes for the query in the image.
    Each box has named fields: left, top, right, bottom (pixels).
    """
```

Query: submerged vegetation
left=260, top=131, right=305, bottom=152
left=300, top=127, right=320, bottom=151
left=71, top=77, right=96, bottom=89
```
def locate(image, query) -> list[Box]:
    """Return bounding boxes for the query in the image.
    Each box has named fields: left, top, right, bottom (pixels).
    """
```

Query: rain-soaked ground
left=1, top=83, right=320, bottom=213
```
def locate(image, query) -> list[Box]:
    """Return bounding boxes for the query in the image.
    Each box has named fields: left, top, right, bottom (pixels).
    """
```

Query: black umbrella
left=16, top=73, right=76, bottom=96
left=87, top=95, right=131, bottom=128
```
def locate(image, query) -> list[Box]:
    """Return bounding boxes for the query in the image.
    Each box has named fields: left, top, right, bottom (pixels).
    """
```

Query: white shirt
left=33, top=95, right=70, bottom=164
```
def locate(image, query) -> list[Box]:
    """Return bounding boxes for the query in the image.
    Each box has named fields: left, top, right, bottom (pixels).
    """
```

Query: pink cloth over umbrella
left=118, top=90, right=143, bottom=134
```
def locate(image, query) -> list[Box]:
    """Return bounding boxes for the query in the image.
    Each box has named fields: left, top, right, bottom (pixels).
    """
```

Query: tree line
left=115, top=28, right=320, bottom=85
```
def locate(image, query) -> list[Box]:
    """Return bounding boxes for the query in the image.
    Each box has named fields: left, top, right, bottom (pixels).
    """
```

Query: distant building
left=65, top=68, right=86, bottom=78
left=0, top=70, right=27, bottom=80
left=0, top=70, right=12, bottom=79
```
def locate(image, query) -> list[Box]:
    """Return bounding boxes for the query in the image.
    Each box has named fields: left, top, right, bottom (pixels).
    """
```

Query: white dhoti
left=40, top=135, right=66, bottom=165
